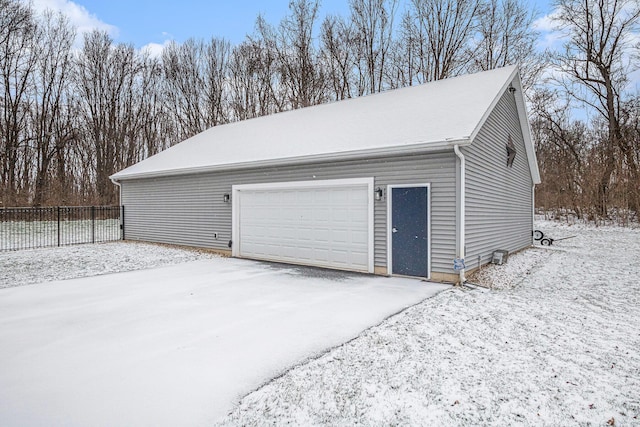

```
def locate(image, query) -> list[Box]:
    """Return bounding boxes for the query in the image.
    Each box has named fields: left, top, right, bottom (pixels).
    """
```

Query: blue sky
left=77, top=0, right=353, bottom=45
left=31, top=0, right=556, bottom=50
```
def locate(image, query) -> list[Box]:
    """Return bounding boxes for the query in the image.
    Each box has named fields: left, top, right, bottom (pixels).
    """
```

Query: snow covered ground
left=0, top=241, right=218, bottom=289
left=0, top=251, right=445, bottom=426
left=218, top=221, right=640, bottom=426
left=1, top=221, right=638, bottom=426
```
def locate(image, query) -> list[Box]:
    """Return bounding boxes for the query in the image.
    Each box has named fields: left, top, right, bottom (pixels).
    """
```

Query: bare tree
left=410, top=0, right=481, bottom=81
left=137, top=54, right=172, bottom=158
left=0, top=0, right=37, bottom=205
left=228, top=42, right=261, bottom=121
left=617, top=94, right=640, bottom=221
left=228, top=37, right=283, bottom=120
left=552, top=0, right=640, bottom=217
left=470, top=0, right=542, bottom=90
left=472, top=0, right=537, bottom=69
left=162, top=39, right=208, bottom=139
left=388, top=8, right=435, bottom=87
left=531, top=89, right=590, bottom=217
left=50, top=94, right=81, bottom=204
left=75, top=31, right=146, bottom=203
left=349, top=0, right=398, bottom=94
left=162, top=37, right=231, bottom=140
left=204, top=38, right=231, bottom=125
left=18, top=0, right=637, bottom=218
left=30, top=10, right=75, bottom=206
left=256, top=0, right=327, bottom=109
left=320, top=15, right=356, bottom=99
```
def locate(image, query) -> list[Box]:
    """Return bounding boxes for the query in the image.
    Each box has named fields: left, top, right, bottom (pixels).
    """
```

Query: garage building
left=110, top=66, right=540, bottom=283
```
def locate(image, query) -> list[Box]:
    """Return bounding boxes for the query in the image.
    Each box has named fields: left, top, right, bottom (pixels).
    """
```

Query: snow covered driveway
left=0, top=256, right=447, bottom=427
left=219, top=222, right=640, bottom=425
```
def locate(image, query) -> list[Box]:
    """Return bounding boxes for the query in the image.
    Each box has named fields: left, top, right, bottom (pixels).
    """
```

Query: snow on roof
left=112, top=66, right=525, bottom=181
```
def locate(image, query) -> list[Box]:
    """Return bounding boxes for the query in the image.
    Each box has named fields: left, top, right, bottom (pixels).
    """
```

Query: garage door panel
left=350, top=252, right=369, bottom=266
left=328, top=230, right=346, bottom=243
left=351, top=230, right=369, bottom=245
left=314, top=208, right=331, bottom=222
left=235, top=180, right=372, bottom=272
left=314, top=230, right=330, bottom=242
left=314, top=248, right=329, bottom=261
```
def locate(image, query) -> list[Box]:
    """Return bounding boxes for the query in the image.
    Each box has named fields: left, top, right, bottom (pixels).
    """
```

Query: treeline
left=0, top=0, right=540, bottom=206
left=530, top=0, right=640, bottom=223
left=1, top=0, right=639, bottom=223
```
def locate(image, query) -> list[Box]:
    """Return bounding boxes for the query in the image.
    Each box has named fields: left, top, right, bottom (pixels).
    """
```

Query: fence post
left=91, top=206, right=95, bottom=244
left=121, top=205, right=125, bottom=240
left=57, top=207, right=61, bottom=247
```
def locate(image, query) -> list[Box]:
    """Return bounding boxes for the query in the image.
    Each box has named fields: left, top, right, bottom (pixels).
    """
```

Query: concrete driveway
left=0, top=257, right=448, bottom=426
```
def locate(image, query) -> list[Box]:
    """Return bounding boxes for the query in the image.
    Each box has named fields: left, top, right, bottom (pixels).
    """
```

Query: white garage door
left=232, top=178, right=374, bottom=273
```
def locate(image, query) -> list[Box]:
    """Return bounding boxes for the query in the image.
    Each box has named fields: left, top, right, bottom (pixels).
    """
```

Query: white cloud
left=532, top=13, right=556, bottom=32
left=30, top=0, right=118, bottom=45
left=532, top=10, right=568, bottom=51
left=141, top=40, right=172, bottom=58
left=139, top=31, right=176, bottom=57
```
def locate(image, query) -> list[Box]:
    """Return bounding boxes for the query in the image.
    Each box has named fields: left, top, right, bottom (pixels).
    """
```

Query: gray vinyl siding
left=463, top=89, right=534, bottom=270
left=120, top=152, right=457, bottom=274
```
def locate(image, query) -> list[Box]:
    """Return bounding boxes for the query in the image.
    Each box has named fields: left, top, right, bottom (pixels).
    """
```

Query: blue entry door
left=391, top=186, right=429, bottom=277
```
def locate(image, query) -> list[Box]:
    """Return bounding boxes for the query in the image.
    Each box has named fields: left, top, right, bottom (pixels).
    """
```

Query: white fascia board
left=467, top=68, right=541, bottom=185
left=513, top=75, right=541, bottom=184
left=109, top=140, right=455, bottom=182
left=233, top=177, right=374, bottom=191
left=468, top=66, right=519, bottom=142
left=445, top=137, right=472, bottom=147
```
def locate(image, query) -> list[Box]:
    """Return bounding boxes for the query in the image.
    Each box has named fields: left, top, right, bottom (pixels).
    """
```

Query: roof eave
left=110, top=139, right=466, bottom=182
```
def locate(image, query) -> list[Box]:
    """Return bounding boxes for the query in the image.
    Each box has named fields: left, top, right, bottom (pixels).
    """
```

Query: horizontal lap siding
left=120, top=152, right=457, bottom=274
left=373, top=153, right=456, bottom=273
left=463, top=89, right=533, bottom=270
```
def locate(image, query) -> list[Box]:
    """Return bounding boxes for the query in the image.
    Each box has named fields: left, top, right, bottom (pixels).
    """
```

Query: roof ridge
left=112, top=66, right=521, bottom=181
